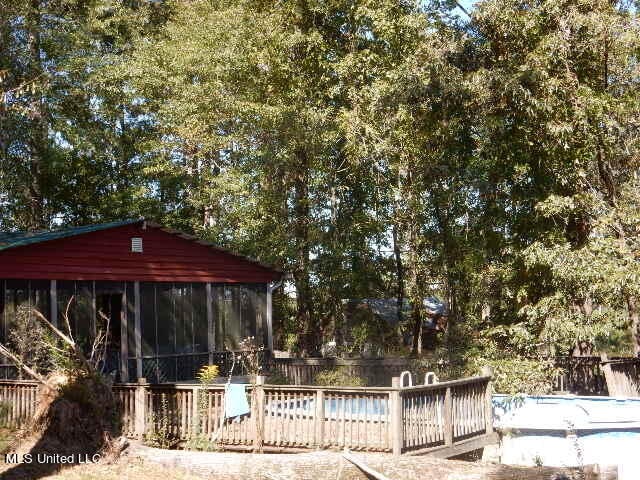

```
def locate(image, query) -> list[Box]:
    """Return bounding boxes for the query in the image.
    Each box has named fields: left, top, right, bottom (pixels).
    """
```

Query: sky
left=457, top=0, right=477, bottom=12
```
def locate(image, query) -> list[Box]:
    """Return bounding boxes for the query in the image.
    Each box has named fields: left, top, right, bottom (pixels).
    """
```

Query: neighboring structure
left=342, top=297, right=448, bottom=353
left=0, top=219, right=281, bottom=382
left=344, top=297, right=448, bottom=330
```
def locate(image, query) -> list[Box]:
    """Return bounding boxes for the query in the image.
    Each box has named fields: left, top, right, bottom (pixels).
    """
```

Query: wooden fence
left=270, top=357, right=412, bottom=387
left=551, top=355, right=640, bottom=395
left=600, top=354, right=640, bottom=397
left=1, top=375, right=494, bottom=457
left=0, top=381, right=38, bottom=428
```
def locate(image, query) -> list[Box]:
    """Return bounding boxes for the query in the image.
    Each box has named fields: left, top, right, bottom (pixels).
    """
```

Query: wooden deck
left=0, top=375, right=494, bottom=458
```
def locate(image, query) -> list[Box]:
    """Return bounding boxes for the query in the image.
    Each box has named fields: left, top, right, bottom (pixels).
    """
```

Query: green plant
left=144, top=397, right=176, bottom=449
left=184, top=433, right=220, bottom=452
left=196, top=365, right=220, bottom=385
left=283, top=333, right=300, bottom=354
left=313, top=368, right=366, bottom=387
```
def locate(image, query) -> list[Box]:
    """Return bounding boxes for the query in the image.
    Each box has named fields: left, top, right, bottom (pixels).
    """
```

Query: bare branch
left=63, top=296, right=76, bottom=344
left=31, top=309, right=75, bottom=348
left=0, top=342, right=47, bottom=384
left=31, top=308, right=93, bottom=373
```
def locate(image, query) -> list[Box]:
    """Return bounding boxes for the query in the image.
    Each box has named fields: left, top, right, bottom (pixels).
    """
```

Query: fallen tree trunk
left=128, top=443, right=611, bottom=480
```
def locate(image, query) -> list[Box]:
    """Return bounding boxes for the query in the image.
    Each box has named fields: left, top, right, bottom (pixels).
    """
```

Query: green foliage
left=313, top=368, right=367, bottom=387
left=344, top=305, right=398, bottom=357
left=184, top=434, right=219, bottom=452
left=473, top=357, right=560, bottom=396
left=2, top=0, right=639, bottom=364
left=264, top=372, right=292, bottom=386
left=144, top=396, right=177, bottom=449
left=196, top=365, right=220, bottom=385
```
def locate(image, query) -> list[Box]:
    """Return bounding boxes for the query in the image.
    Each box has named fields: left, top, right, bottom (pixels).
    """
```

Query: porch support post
left=206, top=283, right=214, bottom=364
left=50, top=280, right=57, bottom=327
left=120, top=285, right=129, bottom=383
left=134, top=281, right=142, bottom=380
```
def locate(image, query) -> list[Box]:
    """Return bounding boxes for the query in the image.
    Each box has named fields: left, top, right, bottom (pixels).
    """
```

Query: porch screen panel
left=213, top=285, right=225, bottom=351
left=57, top=281, right=92, bottom=348
left=4, top=280, right=28, bottom=335
left=30, top=280, right=50, bottom=322
left=156, top=283, right=175, bottom=355
left=174, top=283, right=192, bottom=354
left=240, top=286, right=257, bottom=340
left=126, top=282, right=137, bottom=380
left=75, top=281, right=93, bottom=348
left=126, top=282, right=136, bottom=355
left=140, top=282, right=156, bottom=356
left=192, top=283, right=207, bottom=353
left=255, top=285, right=268, bottom=348
left=1, top=280, right=28, bottom=379
left=0, top=281, right=4, bottom=343
left=223, top=286, right=241, bottom=349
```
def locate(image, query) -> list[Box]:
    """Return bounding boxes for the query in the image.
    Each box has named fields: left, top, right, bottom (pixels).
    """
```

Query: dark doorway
left=96, top=292, right=122, bottom=379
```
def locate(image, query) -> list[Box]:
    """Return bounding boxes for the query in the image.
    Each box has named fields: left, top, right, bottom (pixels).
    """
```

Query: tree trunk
left=293, top=149, right=316, bottom=356
left=25, top=0, right=46, bottom=231
left=627, top=296, right=640, bottom=356
left=392, top=222, right=405, bottom=326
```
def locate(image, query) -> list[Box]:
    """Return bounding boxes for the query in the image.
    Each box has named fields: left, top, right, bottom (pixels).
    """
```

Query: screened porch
left=0, top=279, right=270, bottom=382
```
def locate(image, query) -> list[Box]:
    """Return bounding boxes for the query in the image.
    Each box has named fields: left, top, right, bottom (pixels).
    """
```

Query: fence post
left=252, top=375, right=265, bottom=452
left=314, top=388, right=325, bottom=448
left=481, top=366, right=494, bottom=435
left=135, top=378, right=147, bottom=439
left=192, top=385, right=201, bottom=436
left=444, top=386, right=453, bottom=446
left=391, top=376, right=403, bottom=456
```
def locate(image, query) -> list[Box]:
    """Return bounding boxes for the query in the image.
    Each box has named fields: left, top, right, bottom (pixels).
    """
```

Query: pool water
left=270, top=397, right=389, bottom=418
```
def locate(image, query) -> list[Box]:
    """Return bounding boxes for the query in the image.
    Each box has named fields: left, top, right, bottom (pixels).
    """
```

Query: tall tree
left=471, top=0, right=640, bottom=354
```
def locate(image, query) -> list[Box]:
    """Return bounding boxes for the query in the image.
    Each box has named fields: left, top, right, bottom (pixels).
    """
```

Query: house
left=0, top=219, right=282, bottom=382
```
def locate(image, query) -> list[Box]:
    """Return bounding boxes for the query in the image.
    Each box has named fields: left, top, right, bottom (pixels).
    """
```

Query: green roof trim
left=0, top=219, right=143, bottom=251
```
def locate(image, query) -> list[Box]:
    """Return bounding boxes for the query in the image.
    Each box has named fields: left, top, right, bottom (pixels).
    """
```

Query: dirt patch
left=125, top=442, right=591, bottom=480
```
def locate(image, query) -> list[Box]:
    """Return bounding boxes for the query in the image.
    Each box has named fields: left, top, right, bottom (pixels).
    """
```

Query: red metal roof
left=0, top=220, right=281, bottom=283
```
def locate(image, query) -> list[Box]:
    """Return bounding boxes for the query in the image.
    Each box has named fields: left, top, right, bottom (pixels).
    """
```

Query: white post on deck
left=391, top=376, right=403, bottom=457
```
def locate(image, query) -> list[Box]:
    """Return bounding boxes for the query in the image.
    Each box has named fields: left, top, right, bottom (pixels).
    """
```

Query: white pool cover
left=493, top=394, right=640, bottom=479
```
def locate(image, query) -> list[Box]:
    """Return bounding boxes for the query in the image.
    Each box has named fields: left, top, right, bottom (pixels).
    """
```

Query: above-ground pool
left=270, top=396, right=390, bottom=420
left=493, top=394, right=640, bottom=479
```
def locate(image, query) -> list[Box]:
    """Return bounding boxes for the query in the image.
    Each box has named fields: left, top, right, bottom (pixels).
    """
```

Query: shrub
left=471, top=357, right=560, bottom=395
left=265, top=371, right=292, bottom=385
left=313, top=368, right=367, bottom=387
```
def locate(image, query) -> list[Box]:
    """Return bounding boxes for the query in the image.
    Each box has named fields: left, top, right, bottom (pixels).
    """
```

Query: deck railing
left=0, top=381, right=38, bottom=428
left=0, top=375, right=493, bottom=457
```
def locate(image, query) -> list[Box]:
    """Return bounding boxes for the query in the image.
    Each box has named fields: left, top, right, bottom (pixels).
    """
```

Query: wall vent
left=131, top=237, right=143, bottom=253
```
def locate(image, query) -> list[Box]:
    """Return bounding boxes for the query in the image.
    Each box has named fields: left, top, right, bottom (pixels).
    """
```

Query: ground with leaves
left=0, top=457, right=202, bottom=480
